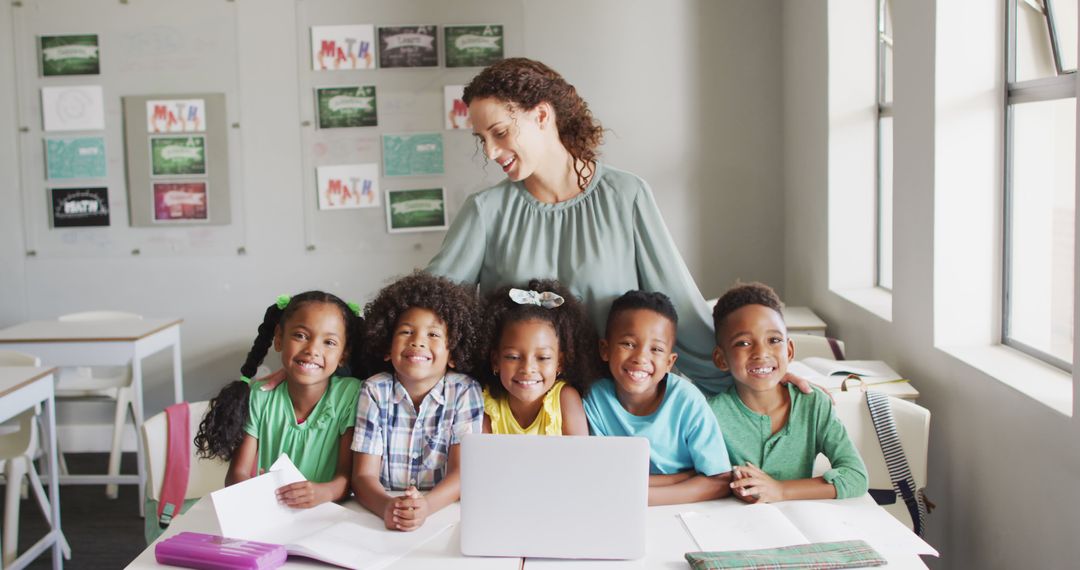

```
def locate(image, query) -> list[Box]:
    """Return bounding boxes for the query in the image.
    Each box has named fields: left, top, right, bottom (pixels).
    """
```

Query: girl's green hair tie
left=346, top=301, right=362, bottom=317
left=275, top=294, right=291, bottom=310
left=240, top=376, right=252, bottom=385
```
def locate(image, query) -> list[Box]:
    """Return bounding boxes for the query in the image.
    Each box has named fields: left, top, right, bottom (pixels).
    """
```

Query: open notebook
left=789, top=358, right=908, bottom=390
left=209, top=455, right=455, bottom=570
left=679, top=499, right=938, bottom=561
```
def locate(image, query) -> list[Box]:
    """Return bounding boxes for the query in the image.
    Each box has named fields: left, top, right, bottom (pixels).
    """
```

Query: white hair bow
left=509, top=288, right=565, bottom=309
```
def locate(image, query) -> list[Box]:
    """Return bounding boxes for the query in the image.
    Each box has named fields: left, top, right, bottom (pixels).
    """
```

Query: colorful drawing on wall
left=311, top=25, right=375, bottom=70
left=45, top=136, right=106, bottom=179
left=315, top=163, right=379, bottom=210
left=39, top=34, right=100, bottom=76
left=444, top=25, right=503, bottom=68
left=150, top=136, right=206, bottom=176
left=443, top=85, right=470, bottom=130
left=382, top=133, right=444, bottom=177
left=377, top=26, right=438, bottom=68
left=41, top=85, right=105, bottom=132
left=386, top=188, right=447, bottom=233
left=153, top=181, right=208, bottom=221
left=316, top=86, right=377, bottom=129
left=146, top=99, right=206, bottom=133
left=50, top=187, right=109, bottom=228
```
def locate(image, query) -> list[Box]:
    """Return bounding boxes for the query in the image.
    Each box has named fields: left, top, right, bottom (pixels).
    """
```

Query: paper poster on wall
left=150, top=136, right=206, bottom=176
left=311, top=25, right=375, bottom=70
left=153, top=181, right=208, bottom=221
left=41, top=85, right=105, bottom=131
left=146, top=99, right=206, bottom=133
left=315, top=163, right=379, bottom=210
left=45, top=136, right=106, bottom=179
left=386, top=188, right=447, bottom=233
left=39, top=34, right=100, bottom=76
left=316, top=86, right=377, bottom=128
left=50, top=187, right=110, bottom=228
left=382, top=133, right=444, bottom=177
left=444, top=85, right=471, bottom=130
left=444, top=25, right=504, bottom=68
left=377, top=26, right=438, bottom=68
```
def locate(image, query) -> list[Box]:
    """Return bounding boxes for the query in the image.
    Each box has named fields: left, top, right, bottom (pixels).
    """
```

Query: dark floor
left=3, top=453, right=145, bottom=569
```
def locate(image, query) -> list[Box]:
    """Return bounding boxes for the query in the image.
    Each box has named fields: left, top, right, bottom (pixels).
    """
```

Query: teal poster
left=382, top=133, right=444, bottom=177
left=45, top=136, right=106, bottom=180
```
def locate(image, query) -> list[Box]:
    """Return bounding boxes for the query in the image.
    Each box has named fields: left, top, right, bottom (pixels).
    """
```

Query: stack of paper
left=210, top=455, right=456, bottom=570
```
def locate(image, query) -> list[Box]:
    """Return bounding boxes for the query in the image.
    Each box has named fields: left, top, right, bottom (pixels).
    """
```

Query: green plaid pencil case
left=685, top=539, right=887, bottom=569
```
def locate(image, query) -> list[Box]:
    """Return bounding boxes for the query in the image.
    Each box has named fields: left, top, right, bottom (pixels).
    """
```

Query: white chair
left=0, top=350, right=71, bottom=566
left=791, top=333, right=846, bottom=360
left=816, top=390, right=931, bottom=531
left=55, top=310, right=143, bottom=499
left=141, top=401, right=229, bottom=542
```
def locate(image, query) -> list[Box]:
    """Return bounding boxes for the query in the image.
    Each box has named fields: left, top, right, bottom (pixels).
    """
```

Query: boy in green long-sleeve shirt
left=707, top=283, right=868, bottom=503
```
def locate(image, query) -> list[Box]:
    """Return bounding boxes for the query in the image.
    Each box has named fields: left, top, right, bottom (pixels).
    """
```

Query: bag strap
left=157, top=403, right=192, bottom=529
left=865, top=391, right=927, bottom=536
left=827, top=337, right=846, bottom=360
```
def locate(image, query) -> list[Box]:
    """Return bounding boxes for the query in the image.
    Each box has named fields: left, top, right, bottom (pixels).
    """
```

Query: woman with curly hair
left=349, top=271, right=483, bottom=532
left=477, top=278, right=600, bottom=436
left=427, top=57, right=809, bottom=398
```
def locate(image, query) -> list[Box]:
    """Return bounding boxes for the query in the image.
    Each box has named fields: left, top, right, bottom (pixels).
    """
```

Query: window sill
left=831, top=286, right=893, bottom=322
left=938, top=344, right=1073, bottom=416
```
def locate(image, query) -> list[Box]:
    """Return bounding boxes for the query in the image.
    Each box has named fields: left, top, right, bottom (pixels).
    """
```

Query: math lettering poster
left=41, top=85, right=105, bottom=132
left=444, top=25, right=504, bottom=68
left=378, top=26, right=438, bottom=68
left=40, top=34, right=100, bottom=76
left=150, top=136, right=206, bottom=176
left=444, top=85, right=470, bottom=130
left=386, top=188, right=447, bottom=233
left=45, top=136, right=106, bottom=179
left=316, top=86, right=377, bottom=128
left=146, top=99, right=205, bottom=133
left=315, top=163, right=380, bottom=210
left=50, top=187, right=110, bottom=227
left=311, top=25, right=375, bottom=70
left=153, top=181, right=208, bottom=221
left=382, top=133, right=444, bottom=177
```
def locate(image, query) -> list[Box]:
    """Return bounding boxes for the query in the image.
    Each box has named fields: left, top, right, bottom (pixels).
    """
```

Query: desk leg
left=172, top=335, right=184, bottom=404
left=132, top=356, right=147, bottom=518
left=42, top=391, right=63, bottom=569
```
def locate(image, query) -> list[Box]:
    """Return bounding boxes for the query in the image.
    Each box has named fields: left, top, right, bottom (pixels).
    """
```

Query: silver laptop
left=460, top=434, right=649, bottom=559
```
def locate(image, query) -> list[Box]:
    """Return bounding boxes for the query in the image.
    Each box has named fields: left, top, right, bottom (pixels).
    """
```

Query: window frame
left=875, top=0, right=894, bottom=290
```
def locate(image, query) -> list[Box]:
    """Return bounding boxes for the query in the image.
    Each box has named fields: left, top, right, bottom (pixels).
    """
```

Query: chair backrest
left=141, top=401, right=229, bottom=502
left=58, top=311, right=143, bottom=323
left=791, top=333, right=846, bottom=360
left=829, top=391, right=930, bottom=529
left=0, top=351, right=43, bottom=453
left=0, top=350, right=42, bottom=367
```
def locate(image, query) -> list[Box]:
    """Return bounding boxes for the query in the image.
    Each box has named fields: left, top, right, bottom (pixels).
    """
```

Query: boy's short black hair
left=711, top=282, right=785, bottom=340
left=605, top=290, right=679, bottom=335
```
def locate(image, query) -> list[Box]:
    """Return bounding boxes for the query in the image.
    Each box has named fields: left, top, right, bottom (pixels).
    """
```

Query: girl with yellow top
left=478, top=279, right=601, bottom=435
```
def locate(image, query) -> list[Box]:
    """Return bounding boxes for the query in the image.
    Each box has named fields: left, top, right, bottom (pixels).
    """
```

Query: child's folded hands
left=730, top=463, right=784, bottom=504
left=390, top=487, right=431, bottom=532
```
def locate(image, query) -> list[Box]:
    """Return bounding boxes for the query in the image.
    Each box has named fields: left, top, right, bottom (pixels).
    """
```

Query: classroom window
left=876, top=0, right=894, bottom=290
left=1004, top=0, right=1077, bottom=371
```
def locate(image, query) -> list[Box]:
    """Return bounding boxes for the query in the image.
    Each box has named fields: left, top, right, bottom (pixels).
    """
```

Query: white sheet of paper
left=787, top=361, right=841, bottom=388
left=211, top=454, right=309, bottom=540
left=41, top=85, right=105, bottom=131
left=775, top=500, right=938, bottom=557
left=679, top=505, right=809, bottom=551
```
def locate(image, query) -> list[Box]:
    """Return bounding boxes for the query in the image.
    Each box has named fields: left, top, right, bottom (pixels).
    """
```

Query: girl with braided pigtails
left=194, top=291, right=365, bottom=508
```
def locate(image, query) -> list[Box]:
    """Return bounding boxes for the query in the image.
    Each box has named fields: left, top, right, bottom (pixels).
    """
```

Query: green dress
left=427, top=162, right=732, bottom=396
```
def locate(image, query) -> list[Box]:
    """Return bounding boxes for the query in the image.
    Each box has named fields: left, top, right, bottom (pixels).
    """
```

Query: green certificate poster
left=45, top=136, right=106, bottom=180
left=40, top=35, right=100, bottom=76
left=316, top=86, right=377, bottom=128
left=386, top=188, right=447, bottom=233
left=382, top=133, right=444, bottom=177
left=444, top=25, right=504, bottom=68
left=150, top=136, right=207, bottom=176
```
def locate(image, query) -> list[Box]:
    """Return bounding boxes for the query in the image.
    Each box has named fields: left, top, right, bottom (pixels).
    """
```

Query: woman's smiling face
left=469, top=97, right=549, bottom=182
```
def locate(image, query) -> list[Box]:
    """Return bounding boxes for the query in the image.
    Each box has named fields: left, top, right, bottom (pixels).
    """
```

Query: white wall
left=0, top=0, right=785, bottom=437
left=783, top=1, right=1080, bottom=567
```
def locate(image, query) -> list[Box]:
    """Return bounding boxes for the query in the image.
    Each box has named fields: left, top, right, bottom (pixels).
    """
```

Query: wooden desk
left=0, top=367, right=64, bottom=569
left=126, top=498, right=522, bottom=569
left=0, top=318, right=184, bottom=505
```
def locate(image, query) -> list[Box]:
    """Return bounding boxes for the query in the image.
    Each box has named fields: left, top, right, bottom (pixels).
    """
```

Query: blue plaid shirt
left=351, top=371, right=483, bottom=491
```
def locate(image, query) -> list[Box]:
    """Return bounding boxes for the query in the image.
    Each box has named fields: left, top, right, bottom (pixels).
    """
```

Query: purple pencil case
left=155, top=532, right=287, bottom=570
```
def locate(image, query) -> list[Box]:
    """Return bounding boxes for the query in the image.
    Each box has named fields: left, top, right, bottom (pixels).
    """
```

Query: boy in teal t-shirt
left=708, top=282, right=868, bottom=502
left=583, top=291, right=732, bottom=505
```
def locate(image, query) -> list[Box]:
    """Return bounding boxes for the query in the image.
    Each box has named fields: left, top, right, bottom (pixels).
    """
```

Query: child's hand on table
left=730, top=463, right=784, bottom=503
left=392, top=487, right=430, bottom=531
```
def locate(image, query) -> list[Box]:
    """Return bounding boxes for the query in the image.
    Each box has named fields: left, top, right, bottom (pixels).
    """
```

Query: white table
left=126, top=498, right=523, bottom=570
left=0, top=367, right=64, bottom=569
left=0, top=318, right=184, bottom=503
